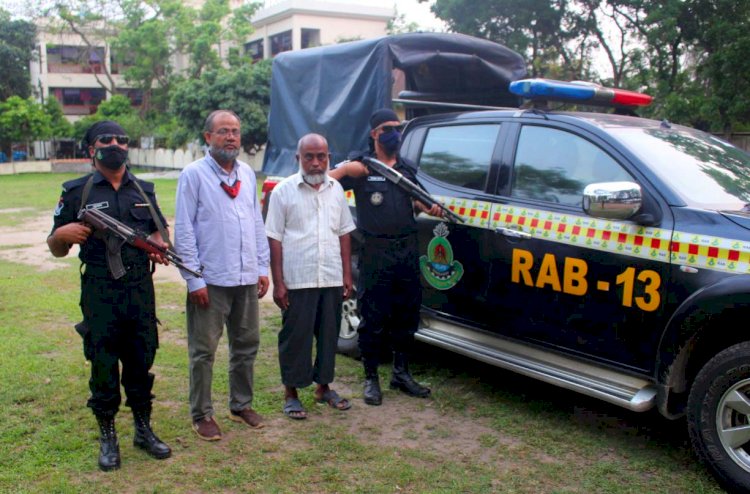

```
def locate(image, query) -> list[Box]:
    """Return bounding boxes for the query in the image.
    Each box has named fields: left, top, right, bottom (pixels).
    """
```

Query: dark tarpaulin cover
left=262, top=32, right=526, bottom=177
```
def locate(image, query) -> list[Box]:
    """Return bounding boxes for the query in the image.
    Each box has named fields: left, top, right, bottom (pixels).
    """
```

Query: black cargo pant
left=357, top=234, right=421, bottom=366
left=80, top=264, right=158, bottom=417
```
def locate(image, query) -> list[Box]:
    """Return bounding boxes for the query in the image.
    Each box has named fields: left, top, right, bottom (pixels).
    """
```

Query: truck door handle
left=496, top=227, right=532, bottom=240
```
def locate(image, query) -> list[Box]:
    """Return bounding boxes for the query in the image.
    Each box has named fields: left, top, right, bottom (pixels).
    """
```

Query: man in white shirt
left=265, top=133, right=356, bottom=419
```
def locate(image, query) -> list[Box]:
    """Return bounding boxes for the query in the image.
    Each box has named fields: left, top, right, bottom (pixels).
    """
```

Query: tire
left=336, top=253, right=361, bottom=359
left=687, top=341, right=750, bottom=493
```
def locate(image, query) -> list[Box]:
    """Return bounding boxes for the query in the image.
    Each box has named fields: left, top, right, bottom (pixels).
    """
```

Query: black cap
left=369, top=108, right=399, bottom=129
left=83, top=120, right=126, bottom=147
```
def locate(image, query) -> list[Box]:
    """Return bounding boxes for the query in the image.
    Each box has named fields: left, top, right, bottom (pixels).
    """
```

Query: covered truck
left=261, top=31, right=527, bottom=177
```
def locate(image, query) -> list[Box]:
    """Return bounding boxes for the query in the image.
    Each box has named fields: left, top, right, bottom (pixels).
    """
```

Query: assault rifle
left=77, top=207, right=203, bottom=279
left=354, top=156, right=464, bottom=223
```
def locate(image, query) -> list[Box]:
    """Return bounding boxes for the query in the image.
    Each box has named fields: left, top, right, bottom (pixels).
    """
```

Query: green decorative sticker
left=420, top=223, right=464, bottom=290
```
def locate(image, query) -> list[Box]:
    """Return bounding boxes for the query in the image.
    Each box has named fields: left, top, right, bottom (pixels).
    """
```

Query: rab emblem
left=420, top=223, right=464, bottom=290
left=370, top=192, right=383, bottom=206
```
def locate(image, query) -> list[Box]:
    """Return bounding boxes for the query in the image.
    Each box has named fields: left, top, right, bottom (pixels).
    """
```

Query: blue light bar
left=509, top=79, right=652, bottom=107
left=510, top=79, right=595, bottom=100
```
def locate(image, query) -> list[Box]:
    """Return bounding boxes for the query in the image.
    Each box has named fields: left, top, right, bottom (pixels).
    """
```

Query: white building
left=30, top=2, right=393, bottom=122
left=244, top=1, right=394, bottom=61
left=28, top=1, right=393, bottom=159
left=31, top=20, right=139, bottom=125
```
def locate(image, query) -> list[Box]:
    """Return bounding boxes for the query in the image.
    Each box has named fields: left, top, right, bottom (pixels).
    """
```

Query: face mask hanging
left=220, top=179, right=241, bottom=199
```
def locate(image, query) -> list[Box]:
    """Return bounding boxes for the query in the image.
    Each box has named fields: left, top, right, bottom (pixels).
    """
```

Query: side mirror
left=583, top=181, right=642, bottom=220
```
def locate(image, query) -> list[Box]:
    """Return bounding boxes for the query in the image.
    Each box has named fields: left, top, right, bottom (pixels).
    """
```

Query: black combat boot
left=363, top=361, right=382, bottom=406
left=132, top=407, right=172, bottom=459
left=95, top=414, right=121, bottom=471
left=390, top=352, right=431, bottom=398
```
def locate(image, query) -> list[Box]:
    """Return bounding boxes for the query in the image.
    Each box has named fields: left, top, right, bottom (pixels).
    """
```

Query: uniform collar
left=92, top=167, right=135, bottom=185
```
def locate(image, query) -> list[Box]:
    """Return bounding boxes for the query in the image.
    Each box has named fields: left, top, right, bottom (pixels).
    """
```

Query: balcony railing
left=47, top=62, right=104, bottom=74
left=61, top=104, right=99, bottom=115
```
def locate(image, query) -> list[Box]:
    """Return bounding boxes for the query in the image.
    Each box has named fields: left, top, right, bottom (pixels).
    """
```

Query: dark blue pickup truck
left=261, top=33, right=750, bottom=492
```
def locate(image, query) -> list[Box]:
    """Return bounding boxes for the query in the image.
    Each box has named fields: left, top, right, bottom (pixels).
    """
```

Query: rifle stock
left=78, top=207, right=203, bottom=278
left=357, top=156, right=464, bottom=223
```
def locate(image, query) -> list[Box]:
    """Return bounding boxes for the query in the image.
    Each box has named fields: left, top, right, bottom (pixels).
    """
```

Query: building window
left=116, top=88, right=143, bottom=106
left=301, top=29, right=320, bottom=49
left=270, top=30, right=292, bottom=57
left=50, top=87, right=107, bottom=115
left=46, top=44, right=105, bottom=73
left=111, top=50, right=136, bottom=75
left=244, top=39, right=264, bottom=62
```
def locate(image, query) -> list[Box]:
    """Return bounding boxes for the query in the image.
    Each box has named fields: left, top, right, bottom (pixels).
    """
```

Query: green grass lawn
left=0, top=172, right=726, bottom=493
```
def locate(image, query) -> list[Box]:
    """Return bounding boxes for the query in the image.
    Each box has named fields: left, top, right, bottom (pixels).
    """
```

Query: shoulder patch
left=53, top=198, right=64, bottom=216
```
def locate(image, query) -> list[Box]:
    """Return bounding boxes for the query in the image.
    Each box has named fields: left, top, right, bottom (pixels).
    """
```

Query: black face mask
left=378, top=129, right=401, bottom=156
left=95, top=145, right=128, bottom=170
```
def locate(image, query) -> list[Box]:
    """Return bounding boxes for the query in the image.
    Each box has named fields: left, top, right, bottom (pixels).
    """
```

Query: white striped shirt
left=265, top=172, right=356, bottom=289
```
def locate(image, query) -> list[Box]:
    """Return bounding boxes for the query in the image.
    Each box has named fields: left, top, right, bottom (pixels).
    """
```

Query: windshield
left=611, top=125, right=750, bottom=210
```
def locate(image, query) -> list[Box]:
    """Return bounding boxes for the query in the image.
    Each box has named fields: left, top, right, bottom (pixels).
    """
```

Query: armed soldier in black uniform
left=47, top=120, right=172, bottom=471
left=329, top=108, right=443, bottom=406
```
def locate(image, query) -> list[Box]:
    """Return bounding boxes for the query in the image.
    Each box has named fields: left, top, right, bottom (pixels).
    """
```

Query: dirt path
left=0, top=210, right=241, bottom=288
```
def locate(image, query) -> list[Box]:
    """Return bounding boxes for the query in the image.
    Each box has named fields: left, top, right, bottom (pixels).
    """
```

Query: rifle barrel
left=360, top=157, right=464, bottom=223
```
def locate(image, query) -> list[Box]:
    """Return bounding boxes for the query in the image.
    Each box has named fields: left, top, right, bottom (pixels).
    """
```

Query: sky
left=356, top=0, right=447, bottom=31
left=5, top=0, right=448, bottom=31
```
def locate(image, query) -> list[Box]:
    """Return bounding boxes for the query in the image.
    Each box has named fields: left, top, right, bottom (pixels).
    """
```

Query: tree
left=429, top=0, right=589, bottom=79
left=44, top=97, right=74, bottom=158
left=425, top=0, right=750, bottom=133
left=113, top=0, right=261, bottom=116
left=169, top=60, right=272, bottom=153
left=43, top=0, right=260, bottom=119
left=681, top=0, right=750, bottom=134
left=71, top=94, right=145, bottom=144
left=47, top=0, right=122, bottom=95
left=0, top=9, right=37, bottom=100
left=0, top=96, right=51, bottom=160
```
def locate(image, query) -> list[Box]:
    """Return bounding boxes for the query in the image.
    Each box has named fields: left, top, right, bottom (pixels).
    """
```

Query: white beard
left=302, top=171, right=326, bottom=185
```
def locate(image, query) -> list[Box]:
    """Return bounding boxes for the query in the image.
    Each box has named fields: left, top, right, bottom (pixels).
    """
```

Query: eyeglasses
left=378, top=125, right=403, bottom=133
left=97, top=134, right=129, bottom=145
left=212, top=128, right=241, bottom=137
left=301, top=153, right=329, bottom=162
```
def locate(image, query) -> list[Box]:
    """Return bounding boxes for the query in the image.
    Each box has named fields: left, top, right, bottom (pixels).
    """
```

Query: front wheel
left=336, top=294, right=361, bottom=359
left=687, top=341, right=750, bottom=493
left=336, top=252, right=361, bottom=359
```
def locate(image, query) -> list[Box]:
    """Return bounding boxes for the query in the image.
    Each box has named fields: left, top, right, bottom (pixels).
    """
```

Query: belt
left=363, top=233, right=414, bottom=247
left=82, top=262, right=150, bottom=279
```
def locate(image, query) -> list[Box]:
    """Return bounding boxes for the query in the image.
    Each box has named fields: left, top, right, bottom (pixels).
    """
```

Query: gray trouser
left=278, top=287, right=342, bottom=388
left=187, top=284, right=260, bottom=421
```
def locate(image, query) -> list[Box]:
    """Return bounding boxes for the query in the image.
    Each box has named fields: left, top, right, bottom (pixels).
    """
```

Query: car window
left=512, top=125, right=632, bottom=206
left=419, top=124, right=500, bottom=191
left=611, top=126, right=750, bottom=209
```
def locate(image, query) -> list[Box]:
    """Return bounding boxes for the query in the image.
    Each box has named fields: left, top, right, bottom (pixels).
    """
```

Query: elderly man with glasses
left=174, top=109, right=270, bottom=441
left=47, top=119, right=172, bottom=471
